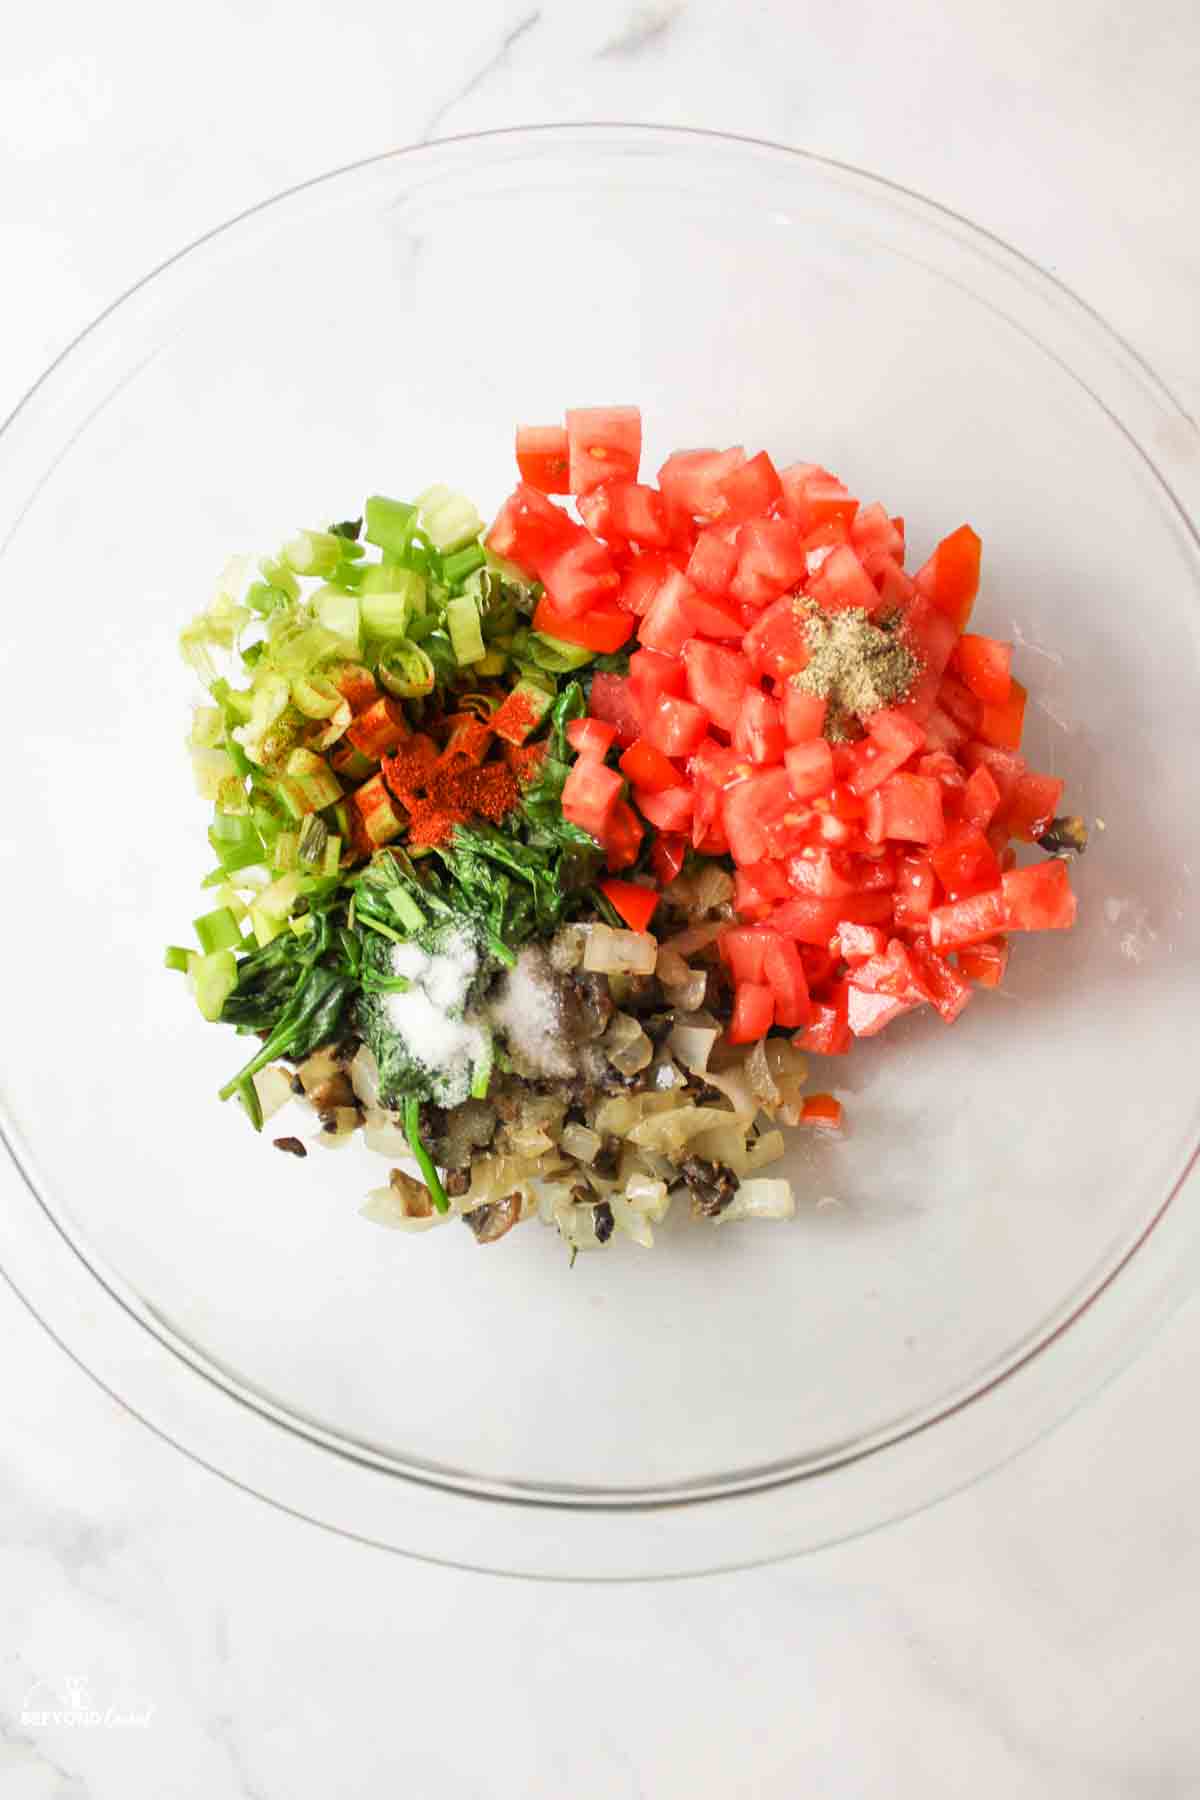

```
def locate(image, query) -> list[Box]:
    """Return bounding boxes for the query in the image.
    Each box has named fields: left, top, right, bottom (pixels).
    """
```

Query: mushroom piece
left=464, top=1192, right=522, bottom=1245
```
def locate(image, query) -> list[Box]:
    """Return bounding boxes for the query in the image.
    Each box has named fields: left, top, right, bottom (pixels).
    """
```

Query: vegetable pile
left=491, top=406, right=1082, bottom=1052
left=168, top=403, right=1082, bottom=1253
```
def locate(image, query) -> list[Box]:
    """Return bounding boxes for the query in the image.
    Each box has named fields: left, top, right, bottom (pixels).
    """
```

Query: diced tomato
left=956, top=937, right=1010, bottom=987
left=619, top=736, right=679, bottom=792
left=918, top=750, right=967, bottom=801
left=892, top=852, right=936, bottom=930
left=600, top=878, right=659, bottom=934
left=687, top=526, right=740, bottom=594
left=914, top=524, right=982, bottom=631
left=515, top=424, right=570, bottom=493
left=978, top=677, right=1027, bottom=750
left=625, top=651, right=684, bottom=718
left=954, top=633, right=1012, bottom=707
left=657, top=446, right=746, bottom=520
left=347, top=696, right=410, bottom=759
left=864, top=773, right=946, bottom=846
left=1003, top=770, right=1064, bottom=842
left=800, top=945, right=840, bottom=991
left=846, top=986, right=921, bottom=1037
left=960, top=762, right=1002, bottom=829
left=845, top=710, right=926, bottom=796
left=762, top=934, right=811, bottom=1028
left=580, top=481, right=671, bottom=549
left=800, top=1093, right=844, bottom=1130
left=869, top=555, right=916, bottom=611
left=486, top=482, right=575, bottom=570
left=588, top=672, right=642, bottom=747
left=733, top=688, right=785, bottom=764
left=835, top=921, right=888, bottom=963
left=566, top=717, right=617, bottom=761
left=722, top=766, right=797, bottom=865
left=720, top=924, right=775, bottom=984
left=961, top=741, right=1027, bottom=803
left=743, top=595, right=812, bottom=681
left=638, top=567, right=702, bottom=655
left=689, top=739, right=752, bottom=849
left=681, top=639, right=752, bottom=732
left=680, top=586, right=747, bottom=641
left=779, top=464, right=859, bottom=533
left=533, top=591, right=634, bottom=653
left=928, top=888, right=1007, bottom=949
left=770, top=890, right=893, bottom=945
left=923, top=704, right=968, bottom=753
left=794, top=984, right=851, bottom=1054
left=714, top=450, right=783, bottom=525
left=619, top=551, right=672, bottom=617
left=565, top=406, right=642, bottom=495
left=807, top=544, right=878, bottom=613
left=784, top=738, right=836, bottom=800
left=644, top=693, right=710, bottom=757
left=603, top=798, right=644, bottom=872
left=936, top=672, right=984, bottom=737
left=780, top=685, right=828, bottom=743
left=850, top=501, right=904, bottom=564
left=734, top=858, right=791, bottom=918
left=729, top=981, right=775, bottom=1044
left=930, top=824, right=1002, bottom=901
left=907, top=939, right=974, bottom=1023
left=536, top=528, right=620, bottom=618
left=786, top=849, right=868, bottom=899
left=730, top=517, right=807, bottom=607
left=561, top=758, right=623, bottom=838
left=1001, top=859, right=1076, bottom=931
left=801, top=517, right=852, bottom=578
left=650, top=832, right=687, bottom=887
left=635, top=784, right=695, bottom=832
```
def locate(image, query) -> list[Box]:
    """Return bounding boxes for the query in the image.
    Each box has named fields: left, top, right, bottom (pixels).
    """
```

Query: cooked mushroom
left=464, top=1192, right=522, bottom=1245
left=679, top=1155, right=741, bottom=1219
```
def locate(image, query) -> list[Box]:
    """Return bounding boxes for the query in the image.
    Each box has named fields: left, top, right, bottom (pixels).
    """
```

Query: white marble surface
left=2, top=2, right=1198, bottom=1794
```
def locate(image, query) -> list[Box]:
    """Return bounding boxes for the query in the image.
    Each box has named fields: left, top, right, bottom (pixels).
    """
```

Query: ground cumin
left=792, top=603, right=919, bottom=740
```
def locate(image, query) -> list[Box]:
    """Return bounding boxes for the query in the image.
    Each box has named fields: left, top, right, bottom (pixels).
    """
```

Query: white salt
left=385, top=928, right=485, bottom=1106
left=488, top=946, right=575, bottom=1080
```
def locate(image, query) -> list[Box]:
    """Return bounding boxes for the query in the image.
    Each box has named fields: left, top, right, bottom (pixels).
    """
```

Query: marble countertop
left=2, top=3, right=1197, bottom=1794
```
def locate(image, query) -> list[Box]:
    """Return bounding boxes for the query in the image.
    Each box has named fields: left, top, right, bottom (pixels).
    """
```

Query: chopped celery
left=416, top=485, right=483, bottom=554
left=282, top=530, right=344, bottom=578
left=376, top=641, right=435, bottom=698
left=189, top=949, right=238, bottom=1021
left=193, top=906, right=244, bottom=954
left=314, top=588, right=362, bottom=652
left=446, top=595, right=485, bottom=666
left=441, top=542, right=486, bottom=587
left=164, top=945, right=192, bottom=973
left=364, top=495, right=417, bottom=558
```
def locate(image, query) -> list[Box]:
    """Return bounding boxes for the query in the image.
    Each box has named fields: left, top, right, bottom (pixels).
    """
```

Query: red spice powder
left=381, top=743, right=520, bottom=848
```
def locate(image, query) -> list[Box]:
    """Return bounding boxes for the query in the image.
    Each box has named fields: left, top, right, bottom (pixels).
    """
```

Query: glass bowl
left=2, top=126, right=1198, bottom=1579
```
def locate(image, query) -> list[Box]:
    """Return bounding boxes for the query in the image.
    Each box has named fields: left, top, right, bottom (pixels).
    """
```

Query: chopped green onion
left=272, top=831, right=299, bottom=873
left=359, top=589, right=412, bottom=641
left=415, top=485, right=483, bottom=554
left=282, top=530, right=344, bottom=578
left=473, top=649, right=508, bottom=677
left=193, top=906, right=244, bottom=954
left=259, top=556, right=300, bottom=600
left=189, top=705, right=225, bottom=749
left=385, top=885, right=426, bottom=933
left=441, top=542, right=486, bottom=587
left=314, top=588, right=361, bottom=652
left=284, top=749, right=342, bottom=812
left=322, top=833, right=342, bottom=877
left=208, top=813, right=264, bottom=872
left=189, top=949, right=238, bottom=1021
left=446, top=594, right=485, bottom=666
left=376, top=641, right=435, bottom=698
left=297, top=815, right=329, bottom=868
left=164, top=945, right=192, bottom=973
left=403, top=1096, right=449, bottom=1215
left=528, top=631, right=595, bottom=672
left=364, top=495, right=417, bottom=558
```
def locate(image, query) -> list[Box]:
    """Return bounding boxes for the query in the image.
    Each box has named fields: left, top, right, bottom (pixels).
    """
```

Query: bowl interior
left=2, top=132, right=1198, bottom=1504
